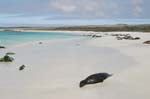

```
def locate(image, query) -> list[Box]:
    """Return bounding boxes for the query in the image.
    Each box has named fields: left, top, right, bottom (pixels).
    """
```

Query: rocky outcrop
left=112, top=34, right=141, bottom=40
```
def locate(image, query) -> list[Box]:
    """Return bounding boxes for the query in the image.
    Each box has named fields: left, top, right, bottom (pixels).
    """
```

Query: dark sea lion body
left=80, top=73, right=112, bottom=87
left=143, top=40, right=150, bottom=44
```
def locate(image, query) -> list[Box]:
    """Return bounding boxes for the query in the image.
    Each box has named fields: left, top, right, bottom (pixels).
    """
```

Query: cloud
left=0, top=0, right=149, bottom=20
left=132, top=0, right=143, bottom=16
left=50, top=0, right=76, bottom=13
left=49, top=0, right=120, bottom=18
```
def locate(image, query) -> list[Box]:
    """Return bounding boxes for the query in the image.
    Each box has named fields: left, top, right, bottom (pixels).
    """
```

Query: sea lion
left=19, top=65, right=26, bottom=71
left=143, top=40, right=150, bottom=44
left=80, top=73, right=112, bottom=88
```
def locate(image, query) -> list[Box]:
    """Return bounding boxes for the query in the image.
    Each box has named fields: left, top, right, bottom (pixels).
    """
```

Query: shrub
left=0, top=55, right=14, bottom=62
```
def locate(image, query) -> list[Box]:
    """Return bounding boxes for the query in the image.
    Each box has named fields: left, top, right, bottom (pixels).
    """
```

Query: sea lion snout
left=108, top=74, right=113, bottom=77
left=80, top=80, right=86, bottom=87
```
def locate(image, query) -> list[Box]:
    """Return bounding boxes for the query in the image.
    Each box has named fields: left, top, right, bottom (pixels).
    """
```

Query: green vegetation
left=1, top=24, right=150, bottom=32
left=0, top=55, right=14, bottom=62
left=50, top=24, right=150, bottom=32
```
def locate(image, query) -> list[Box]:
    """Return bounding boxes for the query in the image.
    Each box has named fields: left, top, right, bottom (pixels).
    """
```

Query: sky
left=0, top=0, right=150, bottom=26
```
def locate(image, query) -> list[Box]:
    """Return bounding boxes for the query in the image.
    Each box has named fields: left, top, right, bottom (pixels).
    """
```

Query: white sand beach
left=0, top=31, right=150, bottom=99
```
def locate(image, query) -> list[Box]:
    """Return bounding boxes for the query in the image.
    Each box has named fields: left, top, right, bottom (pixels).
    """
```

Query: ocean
left=0, top=30, right=80, bottom=46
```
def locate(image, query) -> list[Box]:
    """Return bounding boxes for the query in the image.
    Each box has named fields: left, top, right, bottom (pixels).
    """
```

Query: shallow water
left=0, top=31, right=80, bottom=46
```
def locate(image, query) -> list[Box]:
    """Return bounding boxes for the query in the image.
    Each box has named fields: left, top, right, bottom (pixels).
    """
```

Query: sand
left=0, top=32, right=150, bottom=99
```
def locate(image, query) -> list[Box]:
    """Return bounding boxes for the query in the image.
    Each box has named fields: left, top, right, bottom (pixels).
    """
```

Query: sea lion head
left=80, top=80, right=86, bottom=87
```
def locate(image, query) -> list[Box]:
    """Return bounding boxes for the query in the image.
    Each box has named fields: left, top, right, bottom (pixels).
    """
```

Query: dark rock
left=116, top=36, right=123, bottom=40
left=116, top=35, right=140, bottom=40
left=92, top=35, right=96, bottom=38
left=95, top=35, right=102, bottom=37
left=111, top=34, right=118, bottom=36
left=80, top=72, right=113, bottom=88
left=85, top=34, right=92, bottom=36
left=6, top=52, right=15, bottom=55
left=0, top=46, right=5, bottom=49
left=83, top=34, right=102, bottom=38
left=111, top=34, right=130, bottom=37
left=92, top=35, right=102, bottom=38
left=143, top=40, right=150, bottom=44
left=134, top=37, right=140, bottom=40
left=19, top=65, right=26, bottom=71
left=39, top=42, right=43, bottom=44
left=123, top=35, right=133, bottom=40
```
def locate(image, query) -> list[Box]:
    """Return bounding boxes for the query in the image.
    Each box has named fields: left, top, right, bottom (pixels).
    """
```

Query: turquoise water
left=0, top=31, right=80, bottom=46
